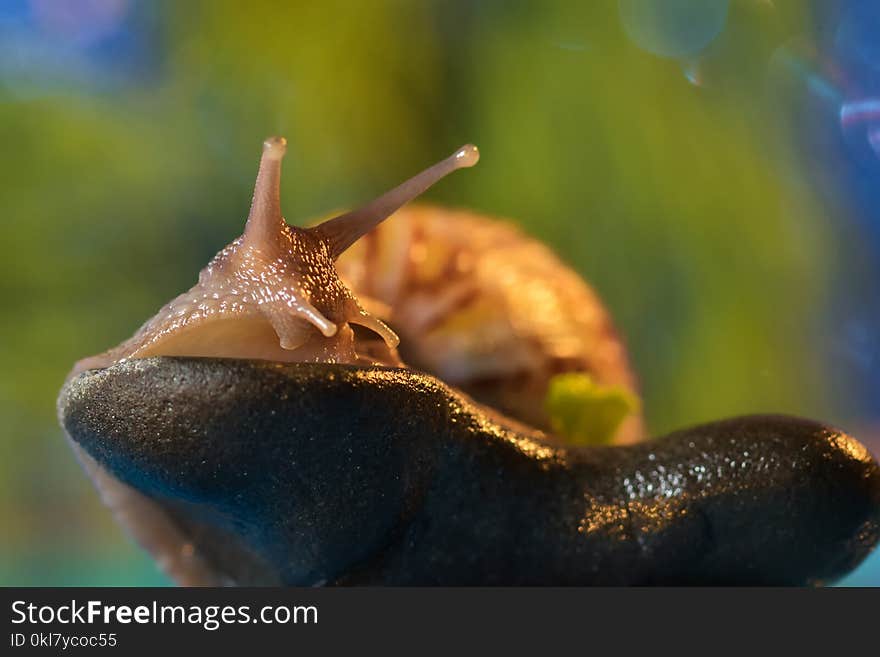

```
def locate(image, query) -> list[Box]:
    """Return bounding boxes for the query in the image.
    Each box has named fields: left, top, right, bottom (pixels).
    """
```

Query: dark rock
left=58, top=357, right=880, bottom=585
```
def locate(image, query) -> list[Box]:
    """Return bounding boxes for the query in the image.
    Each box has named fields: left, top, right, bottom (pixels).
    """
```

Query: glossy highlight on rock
left=59, top=357, right=880, bottom=585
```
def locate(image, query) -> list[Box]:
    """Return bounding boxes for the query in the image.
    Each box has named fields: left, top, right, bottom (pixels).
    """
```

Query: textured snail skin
left=59, top=357, right=880, bottom=586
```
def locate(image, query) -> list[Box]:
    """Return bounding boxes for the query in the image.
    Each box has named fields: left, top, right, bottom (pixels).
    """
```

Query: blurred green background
left=2, top=0, right=878, bottom=585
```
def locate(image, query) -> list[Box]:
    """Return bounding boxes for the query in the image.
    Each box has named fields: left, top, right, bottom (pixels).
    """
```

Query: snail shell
left=335, top=205, right=642, bottom=441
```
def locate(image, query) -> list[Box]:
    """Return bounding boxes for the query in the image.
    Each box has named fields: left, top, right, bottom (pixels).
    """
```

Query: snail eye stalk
left=313, top=144, right=480, bottom=259
left=243, top=136, right=288, bottom=248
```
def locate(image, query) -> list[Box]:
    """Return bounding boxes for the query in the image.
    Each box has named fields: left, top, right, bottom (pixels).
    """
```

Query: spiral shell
left=336, top=204, right=643, bottom=442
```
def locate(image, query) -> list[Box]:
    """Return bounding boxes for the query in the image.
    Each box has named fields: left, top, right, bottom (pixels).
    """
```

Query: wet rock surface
left=59, top=357, right=880, bottom=585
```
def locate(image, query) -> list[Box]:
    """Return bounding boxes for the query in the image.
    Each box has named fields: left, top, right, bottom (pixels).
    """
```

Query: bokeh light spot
left=31, top=0, right=130, bottom=47
left=619, top=0, right=729, bottom=59
left=835, top=1, right=880, bottom=74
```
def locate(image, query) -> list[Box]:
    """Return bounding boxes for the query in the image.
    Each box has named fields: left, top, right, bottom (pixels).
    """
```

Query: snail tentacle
left=243, top=136, right=288, bottom=247
left=313, top=144, right=480, bottom=259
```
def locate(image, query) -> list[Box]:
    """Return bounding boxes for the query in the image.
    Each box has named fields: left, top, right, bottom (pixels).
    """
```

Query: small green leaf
left=544, top=373, right=640, bottom=445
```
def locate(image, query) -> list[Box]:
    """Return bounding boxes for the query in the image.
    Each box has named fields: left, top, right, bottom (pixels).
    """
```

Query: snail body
left=58, top=137, right=880, bottom=586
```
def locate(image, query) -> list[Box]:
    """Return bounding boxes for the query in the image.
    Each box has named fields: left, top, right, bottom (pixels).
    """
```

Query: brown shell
left=336, top=204, right=643, bottom=443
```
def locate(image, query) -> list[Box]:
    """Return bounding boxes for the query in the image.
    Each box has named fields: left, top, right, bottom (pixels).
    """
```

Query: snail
left=70, top=136, right=642, bottom=444
left=58, top=137, right=880, bottom=586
